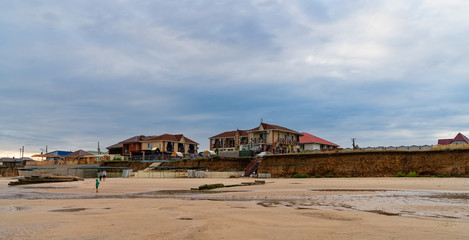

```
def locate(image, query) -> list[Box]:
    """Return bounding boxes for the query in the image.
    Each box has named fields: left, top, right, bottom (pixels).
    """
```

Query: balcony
left=250, top=138, right=267, bottom=144
left=279, top=139, right=298, bottom=145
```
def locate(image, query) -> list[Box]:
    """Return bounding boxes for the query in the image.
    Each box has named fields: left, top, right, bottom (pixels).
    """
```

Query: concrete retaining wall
left=21, top=164, right=99, bottom=178
left=218, top=151, right=240, bottom=158
left=134, top=171, right=244, bottom=178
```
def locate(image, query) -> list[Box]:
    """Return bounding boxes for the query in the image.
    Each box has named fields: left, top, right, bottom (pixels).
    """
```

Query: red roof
left=453, top=133, right=469, bottom=143
left=299, top=132, right=339, bottom=147
left=438, top=132, right=469, bottom=145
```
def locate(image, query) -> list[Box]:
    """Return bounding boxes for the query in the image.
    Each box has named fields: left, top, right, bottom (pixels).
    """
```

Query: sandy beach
left=1, top=177, right=468, bottom=240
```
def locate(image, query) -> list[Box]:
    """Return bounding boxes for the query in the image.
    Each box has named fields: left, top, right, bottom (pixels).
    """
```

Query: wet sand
left=1, top=177, right=468, bottom=239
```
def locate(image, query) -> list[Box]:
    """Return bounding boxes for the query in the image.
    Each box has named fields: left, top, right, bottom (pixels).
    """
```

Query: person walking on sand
left=98, top=170, right=103, bottom=181
left=96, top=178, right=100, bottom=193
left=102, top=170, right=107, bottom=181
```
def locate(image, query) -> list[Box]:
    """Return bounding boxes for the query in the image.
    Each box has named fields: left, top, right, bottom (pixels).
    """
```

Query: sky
left=1, top=0, right=469, bottom=157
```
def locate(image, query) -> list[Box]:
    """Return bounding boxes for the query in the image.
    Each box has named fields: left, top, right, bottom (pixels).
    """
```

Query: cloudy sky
left=1, top=0, right=469, bottom=157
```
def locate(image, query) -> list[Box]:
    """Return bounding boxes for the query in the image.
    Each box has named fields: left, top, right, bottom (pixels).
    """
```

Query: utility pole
left=98, top=142, right=101, bottom=155
left=351, top=138, right=357, bottom=150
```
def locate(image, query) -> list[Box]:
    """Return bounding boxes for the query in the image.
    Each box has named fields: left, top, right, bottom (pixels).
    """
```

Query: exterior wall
left=218, top=151, right=240, bottom=158
left=22, top=164, right=100, bottom=178
left=142, top=141, right=163, bottom=151
left=302, top=143, right=320, bottom=151
left=123, top=142, right=142, bottom=155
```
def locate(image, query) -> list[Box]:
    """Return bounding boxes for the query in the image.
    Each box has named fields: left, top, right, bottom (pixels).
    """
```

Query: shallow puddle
left=310, top=189, right=391, bottom=192
left=9, top=206, right=28, bottom=212
left=22, top=186, right=78, bottom=189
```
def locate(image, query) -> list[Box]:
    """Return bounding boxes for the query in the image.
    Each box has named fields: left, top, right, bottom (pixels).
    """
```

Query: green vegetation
left=292, top=173, right=309, bottom=178
left=407, top=171, right=419, bottom=177
left=396, top=172, right=406, bottom=177
left=197, top=183, right=225, bottom=190
left=325, top=173, right=335, bottom=178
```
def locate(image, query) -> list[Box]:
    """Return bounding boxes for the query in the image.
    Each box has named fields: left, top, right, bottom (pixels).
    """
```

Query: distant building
left=438, top=133, right=469, bottom=145
left=106, top=143, right=123, bottom=155
left=0, top=157, right=34, bottom=166
left=299, top=132, right=339, bottom=151
left=210, top=122, right=303, bottom=153
left=46, top=150, right=73, bottom=161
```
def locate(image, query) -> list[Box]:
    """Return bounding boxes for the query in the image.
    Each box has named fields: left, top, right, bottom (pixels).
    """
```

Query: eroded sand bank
left=1, top=178, right=468, bottom=239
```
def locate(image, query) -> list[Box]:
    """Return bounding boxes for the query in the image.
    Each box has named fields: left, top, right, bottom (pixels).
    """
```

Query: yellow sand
left=1, top=177, right=468, bottom=240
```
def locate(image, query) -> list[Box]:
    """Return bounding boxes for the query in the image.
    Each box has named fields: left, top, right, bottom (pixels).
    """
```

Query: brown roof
left=182, top=136, right=198, bottom=144
left=113, top=134, right=198, bottom=146
left=249, top=123, right=302, bottom=135
left=210, top=130, right=249, bottom=139
left=120, top=135, right=156, bottom=144
left=106, top=142, right=123, bottom=149
left=64, top=150, right=92, bottom=157
left=147, top=134, right=198, bottom=145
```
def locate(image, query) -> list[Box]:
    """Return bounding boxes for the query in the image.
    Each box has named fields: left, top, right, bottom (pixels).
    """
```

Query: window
left=148, top=143, right=153, bottom=149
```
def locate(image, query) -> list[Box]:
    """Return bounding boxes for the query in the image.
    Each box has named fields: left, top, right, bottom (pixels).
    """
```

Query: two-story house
left=210, top=122, right=303, bottom=153
left=111, top=134, right=198, bottom=159
left=209, top=130, right=249, bottom=151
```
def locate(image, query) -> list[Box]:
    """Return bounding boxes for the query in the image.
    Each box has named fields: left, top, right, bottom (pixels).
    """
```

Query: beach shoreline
left=1, top=177, right=468, bottom=239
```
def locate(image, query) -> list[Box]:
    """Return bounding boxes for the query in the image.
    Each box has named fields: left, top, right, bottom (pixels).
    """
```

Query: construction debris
left=195, top=183, right=225, bottom=190
left=8, top=175, right=84, bottom=186
left=241, top=180, right=265, bottom=185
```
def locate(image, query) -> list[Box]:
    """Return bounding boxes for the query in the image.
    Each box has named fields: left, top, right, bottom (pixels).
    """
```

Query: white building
left=299, top=132, right=339, bottom=151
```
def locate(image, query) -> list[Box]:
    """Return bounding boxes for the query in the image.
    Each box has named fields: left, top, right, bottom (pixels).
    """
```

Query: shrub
left=396, top=172, right=406, bottom=177
left=293, top=173, right=309, bottom=178
left=407, top=171, right=419, bottom=177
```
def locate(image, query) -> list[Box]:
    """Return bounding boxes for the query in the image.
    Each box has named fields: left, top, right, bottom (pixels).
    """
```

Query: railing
left=223, top=143, right=235, bottom=148
left=250, top=138, right=267, bottom=144
left=243, top=159, right=260, bottom=177
left=278, top=139, right=298, bottom=145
